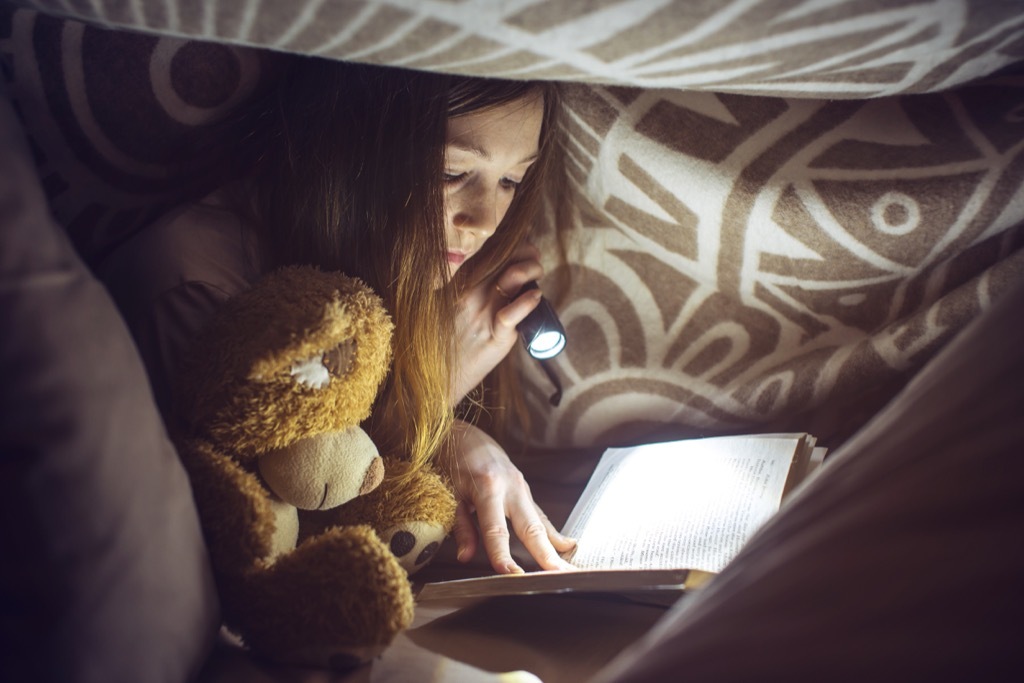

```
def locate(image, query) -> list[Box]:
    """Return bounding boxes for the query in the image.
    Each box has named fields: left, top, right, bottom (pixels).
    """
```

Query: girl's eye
left=500, top=177, right=521, bottom=190
left=444, top=172, right=466, bottom=184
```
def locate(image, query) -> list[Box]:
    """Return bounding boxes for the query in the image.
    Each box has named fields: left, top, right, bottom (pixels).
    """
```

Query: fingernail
left=457, top=547, right=470, bottom=562
left=505, top=563, right=525, bottom=574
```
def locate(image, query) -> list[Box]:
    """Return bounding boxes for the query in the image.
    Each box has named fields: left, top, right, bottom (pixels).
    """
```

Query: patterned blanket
left=2, top=0, right=1022, bottom=450
left=532, top=79, right=1024, bottom=447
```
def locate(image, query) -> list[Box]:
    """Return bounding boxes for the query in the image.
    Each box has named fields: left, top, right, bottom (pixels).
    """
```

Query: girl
left=98, top=54, right=576, bottom=576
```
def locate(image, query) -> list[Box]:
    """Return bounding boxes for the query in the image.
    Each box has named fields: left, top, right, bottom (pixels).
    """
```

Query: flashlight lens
left=528, top=330, right=565, bottom=359
left=515, top=281, right=567, bottom=359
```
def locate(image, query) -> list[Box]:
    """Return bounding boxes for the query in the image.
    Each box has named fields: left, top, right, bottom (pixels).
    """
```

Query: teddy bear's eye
left=289, top=356, right=330, bottom=389
left=323, top=339, right=356, bottom=378
left=288, top=339, right=357, bottom=390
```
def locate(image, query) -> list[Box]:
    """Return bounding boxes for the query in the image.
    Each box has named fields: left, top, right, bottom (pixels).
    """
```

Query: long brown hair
left=225, top=56, right=565, bottom=469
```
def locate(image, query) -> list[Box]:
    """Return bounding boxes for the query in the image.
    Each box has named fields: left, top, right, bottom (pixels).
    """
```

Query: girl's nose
left=452, top=183, right=498, bottom=237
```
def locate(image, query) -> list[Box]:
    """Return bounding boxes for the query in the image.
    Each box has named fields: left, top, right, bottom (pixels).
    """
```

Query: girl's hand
left=439, top=420, right=576, bottom=574
left=450, top=242, right=545, bottom=405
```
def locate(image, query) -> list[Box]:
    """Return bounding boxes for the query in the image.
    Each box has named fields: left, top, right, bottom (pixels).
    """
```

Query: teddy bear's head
left=178, top=266, right=392, bottom=447
left=176, top=266, right=395, bottom=522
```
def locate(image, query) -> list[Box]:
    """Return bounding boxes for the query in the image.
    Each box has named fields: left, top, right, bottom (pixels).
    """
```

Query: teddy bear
left=171, top=265, right=456, bottom=669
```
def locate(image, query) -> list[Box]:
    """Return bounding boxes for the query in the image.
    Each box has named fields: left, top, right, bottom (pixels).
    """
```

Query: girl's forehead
left=446, top=97, right=544, bottom=159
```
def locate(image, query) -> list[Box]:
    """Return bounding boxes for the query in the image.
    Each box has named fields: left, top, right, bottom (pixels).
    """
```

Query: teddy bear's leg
left=222, top=524, right=414, bottom=669
left=302, top=461, right=456, bottom=575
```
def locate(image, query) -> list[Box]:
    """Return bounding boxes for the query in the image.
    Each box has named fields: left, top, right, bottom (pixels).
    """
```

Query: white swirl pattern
left=148, top=38, right=261, bottom=126
left=19, top=0, right=1024, bottom=97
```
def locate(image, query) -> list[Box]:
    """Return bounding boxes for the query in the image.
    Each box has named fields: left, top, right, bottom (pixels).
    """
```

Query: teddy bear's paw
left=380, top=520, right=447, bottom=575
left=260, top=427, right=384, bottom=510
left=228, top=524, right=414, bottom=668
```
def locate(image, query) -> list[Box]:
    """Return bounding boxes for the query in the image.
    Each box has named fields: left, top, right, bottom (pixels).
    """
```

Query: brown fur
left=173, top=266, right=456, bottom=668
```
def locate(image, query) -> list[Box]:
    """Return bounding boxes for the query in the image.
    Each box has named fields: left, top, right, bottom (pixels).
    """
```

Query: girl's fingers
left=494, top=287, right=542, bottom=332
left=452, top=501, right=479, bottom=563
left=474, top=492, right=523, bottom=574
left=493, top=254, right=544, bottom=302
left=508, top=496, right=577, bottom=571
left=537, top=504, right=578, bottom=553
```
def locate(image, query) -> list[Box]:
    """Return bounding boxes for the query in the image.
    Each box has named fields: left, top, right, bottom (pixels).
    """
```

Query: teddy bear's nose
left=359, top=456, right=385, bottom=496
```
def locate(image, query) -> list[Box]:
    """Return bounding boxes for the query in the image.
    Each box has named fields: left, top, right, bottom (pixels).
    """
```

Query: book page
left=561, top=435, right=800, bottom=573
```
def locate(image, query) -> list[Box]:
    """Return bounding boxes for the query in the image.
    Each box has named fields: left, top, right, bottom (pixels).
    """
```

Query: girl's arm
left=445, top=243, right=576, bottom=573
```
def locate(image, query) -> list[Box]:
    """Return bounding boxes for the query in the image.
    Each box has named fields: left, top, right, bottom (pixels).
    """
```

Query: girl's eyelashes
left=443, top=171, right=521, bottom=191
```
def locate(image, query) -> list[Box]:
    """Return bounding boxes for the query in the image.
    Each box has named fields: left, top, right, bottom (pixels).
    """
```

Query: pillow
left=592, top=276, right=1024, bottom=682
left=0, top=83, right=218, bottom=683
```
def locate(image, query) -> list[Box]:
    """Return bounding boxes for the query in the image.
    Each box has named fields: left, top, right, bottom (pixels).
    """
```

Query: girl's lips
left=447, top=251, right=467, bottom=265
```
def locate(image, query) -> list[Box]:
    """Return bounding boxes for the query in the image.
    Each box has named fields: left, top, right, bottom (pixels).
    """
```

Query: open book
left=417, top=433, right=825, bottom=603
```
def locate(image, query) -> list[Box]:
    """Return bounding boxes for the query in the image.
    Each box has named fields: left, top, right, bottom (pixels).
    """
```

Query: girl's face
left=443, top=94, right=544, bottom=279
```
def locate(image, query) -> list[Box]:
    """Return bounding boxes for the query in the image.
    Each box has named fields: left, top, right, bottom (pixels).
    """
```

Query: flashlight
left=516, top=281, right=567, bottom=359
